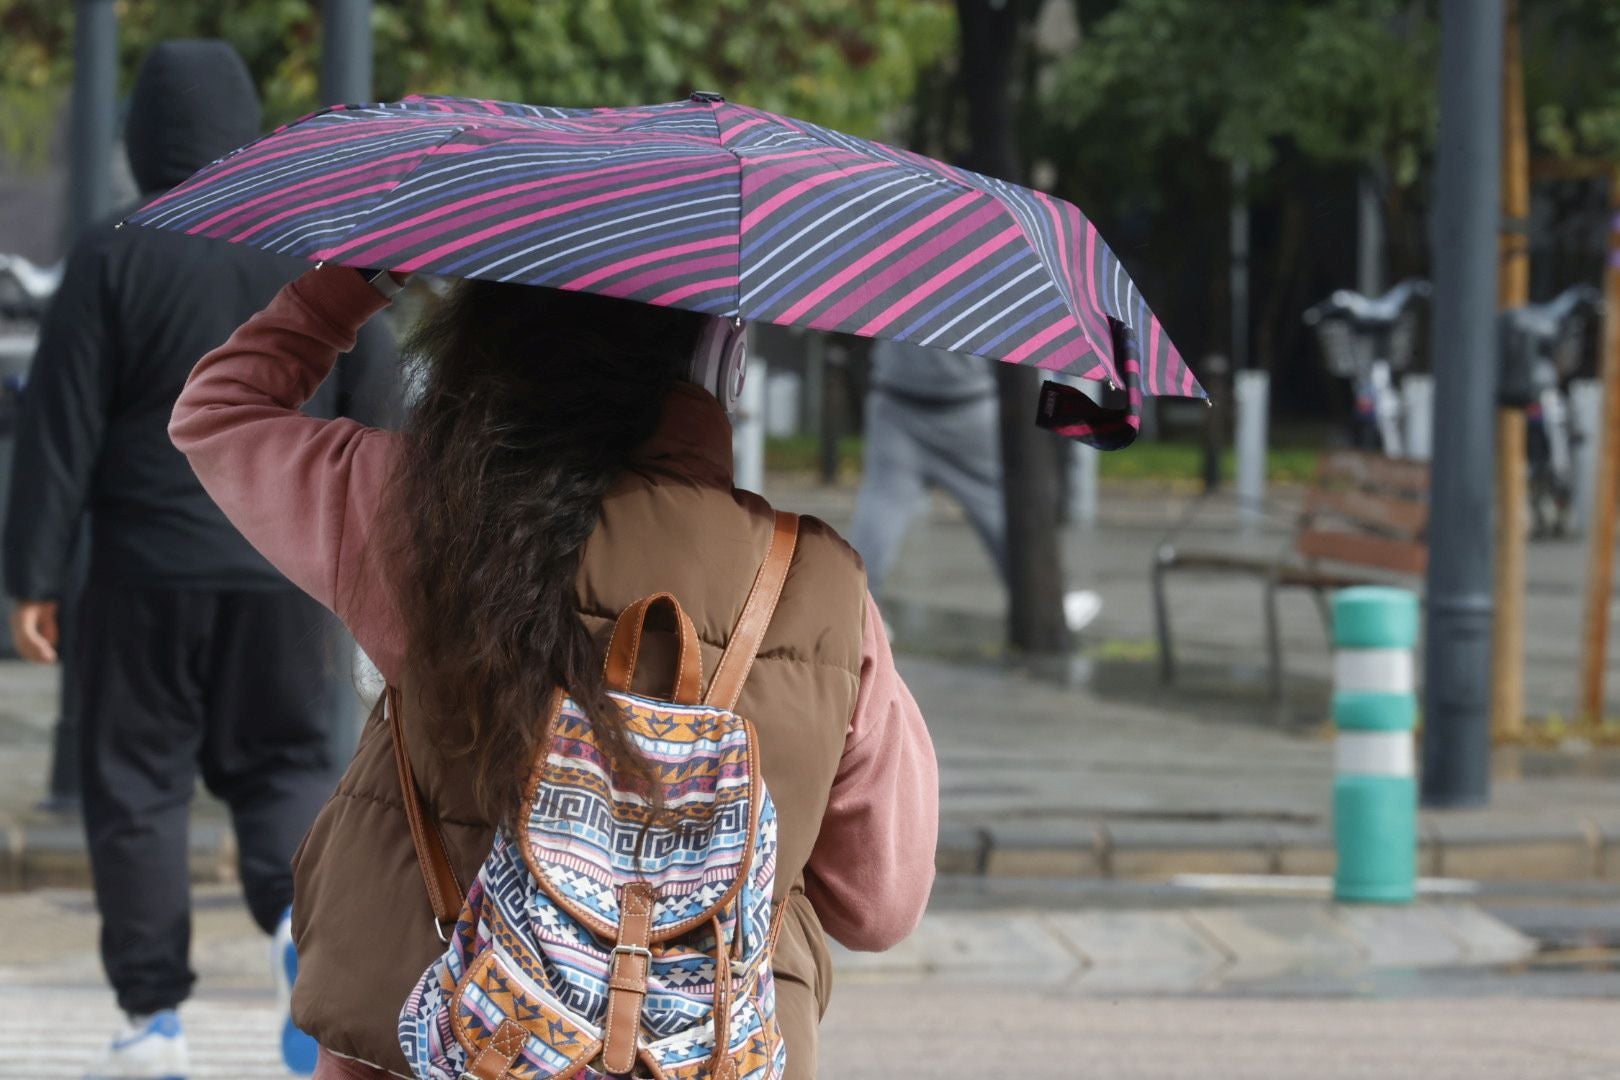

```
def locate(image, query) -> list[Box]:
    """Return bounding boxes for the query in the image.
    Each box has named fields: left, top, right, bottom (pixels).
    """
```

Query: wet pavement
left=3, top=882, right=1613, bottom=1080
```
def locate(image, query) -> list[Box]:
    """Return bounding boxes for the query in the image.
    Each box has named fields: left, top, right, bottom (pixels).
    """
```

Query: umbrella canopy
left=129, top=93, right=1202, bottom=447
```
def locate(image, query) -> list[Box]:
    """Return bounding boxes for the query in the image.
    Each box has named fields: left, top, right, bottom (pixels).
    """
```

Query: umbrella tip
left=689, top=91, right=725, bottom=104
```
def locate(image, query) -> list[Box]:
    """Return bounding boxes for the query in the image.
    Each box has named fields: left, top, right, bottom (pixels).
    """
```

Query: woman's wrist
left=355, top=266, right=411, bottom=300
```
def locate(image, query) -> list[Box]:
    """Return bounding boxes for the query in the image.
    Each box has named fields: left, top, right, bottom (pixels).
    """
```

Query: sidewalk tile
left=1049, top=911, right=1227, bottom=993
left=1329, top=905, right=1467, bottom=969
left=829, top=913, right=1078, bottom=987
left=1186, top=904, right=1364, bottom=982
left=1421, top=902, right=1536, bottom=965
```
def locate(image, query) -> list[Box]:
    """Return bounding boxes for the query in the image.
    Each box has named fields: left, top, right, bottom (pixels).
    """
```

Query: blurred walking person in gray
left=2, top=41, right=395, bottom=1080
left=850, top=338, right=1100, bottom=630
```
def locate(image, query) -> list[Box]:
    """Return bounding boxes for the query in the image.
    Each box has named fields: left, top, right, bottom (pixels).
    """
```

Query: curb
left=1, top=818, right=237, bottom=892
left=829, top=900, right=1537, bottom=989
left=5, top=814, right=1619, bottom=891
left=937, top=815, right=1620, bottom=884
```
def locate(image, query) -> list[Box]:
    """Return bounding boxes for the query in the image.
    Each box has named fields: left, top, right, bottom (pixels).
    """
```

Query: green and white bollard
left=1332, top=586, right=1420, bottom=903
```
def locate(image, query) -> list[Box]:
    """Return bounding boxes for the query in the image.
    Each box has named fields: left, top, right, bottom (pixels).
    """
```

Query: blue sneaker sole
left=280, top=936, right=318, bottom=1075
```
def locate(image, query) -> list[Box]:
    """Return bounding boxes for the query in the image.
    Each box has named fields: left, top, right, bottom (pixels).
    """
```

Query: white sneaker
left=273, top=908, right=318, bottom=1075
left=83, top=1010, right=188, bottom=1080
left=1063, top=589, right=1103, bottom=633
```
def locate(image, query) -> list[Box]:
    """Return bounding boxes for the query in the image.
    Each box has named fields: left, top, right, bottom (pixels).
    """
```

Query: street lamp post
left=1421, top=0, right=1505, bottom=808
left=68, top=0, right=118, bottom=240
left=320, top=0, right=374, bottom=106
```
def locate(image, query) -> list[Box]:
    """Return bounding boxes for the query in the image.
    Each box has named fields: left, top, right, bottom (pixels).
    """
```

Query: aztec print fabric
left=398, top=689, right=784, bottom=1080
left=127, top=93, right=1203, bottom=448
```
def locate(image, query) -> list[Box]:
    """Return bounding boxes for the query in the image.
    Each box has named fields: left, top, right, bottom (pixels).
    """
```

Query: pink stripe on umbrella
left=799, top=201, right=1006, bottom=329
left=321, top=155, right=728, bottom=264
left=584, top=250, right=735, bottom=298
left=388, top=164, right=738, bottom=271
left=560, top=235, right=734, bottom=291
left=850, top=225, right=1024, bottom=338
left=1001, top=318, right=1071, bottom=365
left=741, top=158, right=891, bottom=232
left=648, top=276, right=739, bottom=308
left=228, top=182, right=397, bottom=243
left=194, top=148, right=425, bottom=233
left=777, top=192, right=984, bottom=325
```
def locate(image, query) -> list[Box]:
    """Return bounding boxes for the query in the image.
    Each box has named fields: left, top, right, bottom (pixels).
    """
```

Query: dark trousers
left=77, top=582, right=347, bottom=1015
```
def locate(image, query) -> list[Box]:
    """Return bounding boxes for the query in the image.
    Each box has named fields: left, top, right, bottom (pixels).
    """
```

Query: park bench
left=1151, top=449, right=1430, bottom=698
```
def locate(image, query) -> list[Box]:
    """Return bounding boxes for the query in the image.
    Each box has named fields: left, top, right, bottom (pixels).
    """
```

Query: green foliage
left=0, top=0, right=955, bottom=167
left=370, top=0, right=955, bottom=137
left=1526, top=0, right=1620, bottom=160
left=1042, top=0, right=1437, bottom=181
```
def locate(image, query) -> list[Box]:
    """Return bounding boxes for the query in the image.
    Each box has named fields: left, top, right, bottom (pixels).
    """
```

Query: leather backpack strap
left=602, top=592, right=704, bottom=704
left=386, top=686, right=465, bottom=935
left=704, top=511, right=800, bottom=710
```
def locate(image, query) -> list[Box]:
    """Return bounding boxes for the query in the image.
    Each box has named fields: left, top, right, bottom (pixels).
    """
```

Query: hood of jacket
left=126, top=40, right=262, bottom=194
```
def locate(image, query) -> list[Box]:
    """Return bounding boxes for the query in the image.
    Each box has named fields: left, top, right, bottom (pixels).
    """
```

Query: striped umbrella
left=128, top=93, right=1203, bottom=447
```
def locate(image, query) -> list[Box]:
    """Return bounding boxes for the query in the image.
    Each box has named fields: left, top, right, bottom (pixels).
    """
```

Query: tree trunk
left=956, top=0, right=1071, bottom=655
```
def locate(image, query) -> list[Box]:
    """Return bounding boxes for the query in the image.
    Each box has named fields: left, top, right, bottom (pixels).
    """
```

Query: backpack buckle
left=611, top=944, right=653, bottom=961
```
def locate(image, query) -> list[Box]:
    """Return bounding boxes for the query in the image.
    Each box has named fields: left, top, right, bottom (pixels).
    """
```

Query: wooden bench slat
left=1304, top=487, right=1429, bottom=538
left=1318, top=449, right=1430, bottom=496
left=1296, top=527, right=1428, bottom=577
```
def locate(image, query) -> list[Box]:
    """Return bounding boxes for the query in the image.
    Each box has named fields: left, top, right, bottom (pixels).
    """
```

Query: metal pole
left=1230, top=161, right=1251, bottom=370
left=68, top=0, right=118, bottom=239
left=320, top=0, right=374, bottom=105
left=1357, top=170, right=1384, bottom=297
left=1421, top=0, right=1504, bottom=809
left=320, top=0, right=373, bottom=766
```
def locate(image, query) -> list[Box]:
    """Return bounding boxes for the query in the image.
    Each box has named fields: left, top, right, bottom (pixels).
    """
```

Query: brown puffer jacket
left=289, top=399, right=866, bottom=1079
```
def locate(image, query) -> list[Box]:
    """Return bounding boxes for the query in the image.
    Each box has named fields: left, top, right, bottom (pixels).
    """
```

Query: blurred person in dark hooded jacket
left=3, top=40, right=396, bottom=1079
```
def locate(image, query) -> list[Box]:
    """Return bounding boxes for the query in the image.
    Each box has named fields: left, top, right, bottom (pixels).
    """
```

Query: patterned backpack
left=390, top=512, right=800, bottom=1080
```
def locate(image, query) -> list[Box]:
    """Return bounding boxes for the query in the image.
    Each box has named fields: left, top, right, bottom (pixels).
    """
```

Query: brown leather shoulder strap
left=704, top=510, right=800, bottom=710
left=394, top=510, right=800, bottom=928
left=386, top=686, right=465, bottom=929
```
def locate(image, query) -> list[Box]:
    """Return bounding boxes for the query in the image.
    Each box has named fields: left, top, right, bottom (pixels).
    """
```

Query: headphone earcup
left=690, top=318, right=747, bottom=413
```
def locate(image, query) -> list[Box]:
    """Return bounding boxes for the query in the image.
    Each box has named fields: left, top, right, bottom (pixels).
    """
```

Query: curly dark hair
left=387, top=280, right=708, bottom=828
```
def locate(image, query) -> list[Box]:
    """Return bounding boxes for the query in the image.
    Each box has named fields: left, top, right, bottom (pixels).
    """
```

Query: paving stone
left=1048, top=911, right=1227, bottom=993
left=1186, top=903, right=1364, bottom=982
left=1329, top=904, right=1467, bottom=969
left=1423, top=902, right=1536, bottom=965
left=829, top=912, right=1080, bottom=986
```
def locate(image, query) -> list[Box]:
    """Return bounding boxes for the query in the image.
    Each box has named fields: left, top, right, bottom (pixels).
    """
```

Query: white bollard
left=1570, top=377, right=1603, bottom=534
left=1400, top=373, right=1434, bottom=462
left=765, top=369, right=802, bottom=438
left=733, top=357, right=766, bottom=495
left=1234, top=369, right=1269, bottom=533
left=1070, top=442, right=1100, bottom=530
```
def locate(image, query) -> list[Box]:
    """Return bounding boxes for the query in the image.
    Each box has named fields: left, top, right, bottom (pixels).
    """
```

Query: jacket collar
left=629, top=382, right=734, bottom=487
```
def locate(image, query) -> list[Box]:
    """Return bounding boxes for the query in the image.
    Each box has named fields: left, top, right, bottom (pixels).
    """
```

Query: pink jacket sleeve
left=803, top=593, right=939, bottom=951
left=168, top=265, right=405, bottom=680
